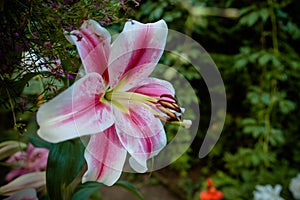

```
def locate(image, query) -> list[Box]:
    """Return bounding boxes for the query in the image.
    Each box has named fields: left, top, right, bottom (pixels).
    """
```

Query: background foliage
left=1, top=0, right=300, bottom=199
left=134, top=0, right=300, bottom=199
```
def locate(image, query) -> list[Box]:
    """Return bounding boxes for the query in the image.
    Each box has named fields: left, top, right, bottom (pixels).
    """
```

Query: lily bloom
left=5, top=144, right=48, bottom=182
left=37, top=19, right=191, bottom=186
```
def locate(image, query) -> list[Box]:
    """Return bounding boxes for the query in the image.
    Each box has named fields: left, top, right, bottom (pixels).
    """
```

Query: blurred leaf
left=22, top=79, right=42, bottom=95
left=239, top=11, right=260, bottom=26
left=239, top=5, right=256, bottom=15
left=150, top=6, right=164, bottom=20
left=284, top=21, right=300, bottom=40
left=269, top=128, right=285, bottom=146
left=279, top=100, right=296, bottom=114
left=0, top=73, right=38, bottom=107
left=72, top=182, right=103, bottom=200
left=164, top=11, right=182, bottom=22
left=115, top=180, right=144, bottom=200
left=241, top=118, right=257, bottom=125
left=12, top=73, right=39, bottom=95
left=46, top=139, right=85, bottom=200
left=258, top=53, right=272, bottom=66
left=261, top=92, right=270, bottom=105
left=243, top=125, right=264, bottom=138
left=259, top=8, right=269, bottom=22
left=234, top=58, right=248, bottom=70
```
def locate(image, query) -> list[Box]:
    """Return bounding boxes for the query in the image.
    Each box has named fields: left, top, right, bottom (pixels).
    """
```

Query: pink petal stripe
left=114, top=104, right=166, bottom=172
left=65, top=19, right=110, bottom=80
left=37, top=73, right=114, bottom=143
left=83, top=126, right=127, bottom=186
left=108, top=20, right=168, bottom=90
left=129, top=77, right=175, bottom=97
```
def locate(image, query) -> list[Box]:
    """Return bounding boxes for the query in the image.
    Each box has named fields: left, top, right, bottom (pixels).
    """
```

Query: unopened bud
left=0, top=172, right=46, bottom=196
left=0, top=141, right=27, bottom=160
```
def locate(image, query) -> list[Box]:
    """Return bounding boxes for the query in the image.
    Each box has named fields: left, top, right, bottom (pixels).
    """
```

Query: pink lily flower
left=5, top=144, right=48, bottom=182
left=37, top=19, right=191, bottom=186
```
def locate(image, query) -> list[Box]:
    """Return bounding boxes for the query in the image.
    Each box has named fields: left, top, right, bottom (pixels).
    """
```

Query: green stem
left=64, top=163, right=87, bottom=199
left=268, top=0, right=279, bottom=54
left=261, top=0, right=279, bottom=167
left=263, top=79, right=277, bottom=166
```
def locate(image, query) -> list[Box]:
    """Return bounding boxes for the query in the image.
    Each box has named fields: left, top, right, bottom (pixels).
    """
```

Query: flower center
left=101, top=89, right=191, bottom=128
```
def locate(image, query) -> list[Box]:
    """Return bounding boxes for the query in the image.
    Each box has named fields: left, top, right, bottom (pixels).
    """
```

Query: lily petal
left=108, top=20, right=168, bottom=90
left=83, top=125, right=126, bottom=186
left=37, top=73, right=114, bottom=143
left=129, top=77, right=175, bottom=97
left=65, top=19, right=110, bottom=80
left=114, top=104, right=166, bottom=172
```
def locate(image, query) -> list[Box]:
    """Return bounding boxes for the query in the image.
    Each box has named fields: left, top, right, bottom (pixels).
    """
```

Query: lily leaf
left=27, top=134, right=52, bottom=150
left=115, top=180, right=144, bottom=200
left=46, top=138, right=85, bottom=200
left=72, top=182, right=103, bottom=200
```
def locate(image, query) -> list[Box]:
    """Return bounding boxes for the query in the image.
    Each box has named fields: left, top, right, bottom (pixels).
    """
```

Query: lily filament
left=102, top=90, right=191, bottom=128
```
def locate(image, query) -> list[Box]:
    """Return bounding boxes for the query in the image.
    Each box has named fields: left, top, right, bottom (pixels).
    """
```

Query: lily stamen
left=155, top=94, right=191, bottom=128
left=103, top=89, right=191, bottom=128
left=157, top=100, right=181, bottom=113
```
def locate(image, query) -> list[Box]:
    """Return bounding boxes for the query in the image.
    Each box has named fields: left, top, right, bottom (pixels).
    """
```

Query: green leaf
left=149, top=6, right=164, bottom=20
left=164, top=11, right=182, bottom=22
left=27, top=134, right=52, bottom=149
left=240, top=11, right=260, bottom=27
left=261, top=92, right=270, bottom=105
left=115, top=181, right=144, bottom=200
left=270, top=55, right=282, bottom=68
left=279, top=100, right=296, bottom=114
left=241, top=118, right=257, bottom=125
left=0, top=73, right=38, bottom=107
left=46, top=139, right=85, bottom=200
left=259, top=8, right=269, bottom=22
left=12, top=73, right=39, bottom=95
left=258, top=53, right=272, bottom=66
left=72, top=182, right=103, bottom=200
left=22, top=79, right=42, bottom=95
left=234, top=58, right=248, bottom=70
left=239, top=5, right=256, bottom=15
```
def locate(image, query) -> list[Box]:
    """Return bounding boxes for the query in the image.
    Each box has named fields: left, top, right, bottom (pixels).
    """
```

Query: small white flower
left=289, top=173, right=300, bottom=200
left=253, top=184, right=284, bottom=200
